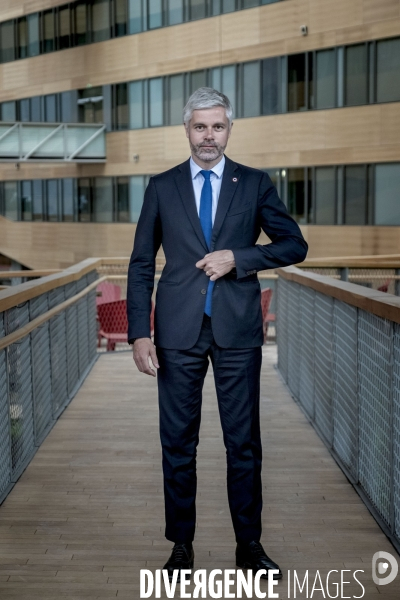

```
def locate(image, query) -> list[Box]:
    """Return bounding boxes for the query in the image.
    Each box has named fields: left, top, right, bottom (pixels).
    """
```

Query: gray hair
left=183, top=87, right=234, bottom=124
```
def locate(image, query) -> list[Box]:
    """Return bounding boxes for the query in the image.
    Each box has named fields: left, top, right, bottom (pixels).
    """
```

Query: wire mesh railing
left=276, top=265, right=400, bottom=552
left=0, top=260, right=99, bottom=503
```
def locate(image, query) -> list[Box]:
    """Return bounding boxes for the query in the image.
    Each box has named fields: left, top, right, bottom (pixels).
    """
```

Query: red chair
left=261, top=288, right=275, bottom=343
left=96, top=281, right=121, bottom=305
left=97, top=299, right=155, bottom=351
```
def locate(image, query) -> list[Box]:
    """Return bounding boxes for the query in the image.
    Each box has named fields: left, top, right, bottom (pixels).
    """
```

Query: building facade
left=0, top=0, right=400, bottom=269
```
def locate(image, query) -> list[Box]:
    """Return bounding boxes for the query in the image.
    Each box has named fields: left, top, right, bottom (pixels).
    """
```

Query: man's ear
left=184, top=122, right=189, bottom=139
left=228, top=122, right=233, bottom=138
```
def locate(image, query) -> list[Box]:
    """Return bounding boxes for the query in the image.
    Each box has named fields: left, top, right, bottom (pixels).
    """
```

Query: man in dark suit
left=127, top=88, right=308, bottom=580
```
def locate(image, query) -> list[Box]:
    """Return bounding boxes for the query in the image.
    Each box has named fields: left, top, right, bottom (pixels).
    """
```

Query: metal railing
left=276, top=265, right=400, bottom=552
left=0, top=259, right=100, bottom=504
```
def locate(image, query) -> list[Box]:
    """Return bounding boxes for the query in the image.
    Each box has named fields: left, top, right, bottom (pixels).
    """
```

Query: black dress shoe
left=163, top=543, right=194, bottom=582
left=236, top=541, right=282, bottom=579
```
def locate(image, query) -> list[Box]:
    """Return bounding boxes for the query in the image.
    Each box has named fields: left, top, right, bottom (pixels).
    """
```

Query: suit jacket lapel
left=174, top=159, right=208, bottom=251
left=211, top=156, right=240, bottom=251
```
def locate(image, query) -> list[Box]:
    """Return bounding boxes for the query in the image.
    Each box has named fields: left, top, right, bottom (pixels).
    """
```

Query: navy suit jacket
left=127, top=155, right=308, bottom=349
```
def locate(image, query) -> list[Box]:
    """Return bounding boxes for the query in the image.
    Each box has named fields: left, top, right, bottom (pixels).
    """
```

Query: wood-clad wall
left=1, top=0, right=400, bottom=102
left=0, top=103, right=399, bottom=181
left=0, top=1, right=65, bottom=22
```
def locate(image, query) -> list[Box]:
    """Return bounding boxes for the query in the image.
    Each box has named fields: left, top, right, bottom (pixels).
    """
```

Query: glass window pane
left=19, top=99, right=30, bottom=122
left=116, top=83, right=129, bottom=129
left=58, top=6, right=72, bottom=49
left=27, top=14, right=40, bottom=57
left=190, top=0, right=206, bottom=20
left=169, top=74, right=185, bottom=126
left=242, top=0, right=258, bottom=7
left=21, top=181, right=32, bottom=221
left=377, top=38, right=400, bottom=103
left=61, top=91, right=78, bottom=122
left=129, top=176, right=145, bottom=222
left=128, top=0, right=143, bottom=33
left=1, top=101, right=17, bottom=121
left=345, top=44, right=368, bottom=106
left=190, top=70, right=207, bottom=95
left=148, top=0, right=162, bottom=29
left=211, top=67, right=221, bottom=91
left=46, top=180, right=59, bottom=221
left=94, top=177, right=113, bottom=222
left=18, top=18, right=28, bottom=59
left=288, top=168, right=306, bottom=224
left=117, top=176, right=130, bottom=221
left=62, top=178, right=75, bottom=221
left=149, top=78, right=163, bottom=127
left=169, top=0, right=184, bottom=25
left=92, top=0, right=111, bottom=42
left=42, top=10, right=55, bottom=53
left=129, top=81, right=144, bottom=129
left=79, top=86, right=103, bottom=123
left=288, top=53, right=306, bottom=111
left=0, top=21, right=16, bottom=63
left=222, top=0, right=236, bottom=12
left=315, top=167, right=336, bottom=224
left=221, top=65, right=236, bottom=117
left=243, top=61, right=260, bottom=117
left=78, top=178, right=91, bottom=221
left=211, top=0, right=221, bottom=15
left=32, top=180, right=43, bottom=221
left=315, top=49, right=336, bottom=109
left=344, top=165, right=366, bottom=224
left=374, top=164, right=400, bottom=225
left=115, top=0, right=128, bottom=36
left=45, top=95, right=57, bottom=122
left=4, top=182, right=18, bottom=220
left=262, top=57, right=281, bottom=115
left=31, top=96, right=42, bottom=122
left=75, top=2, right=89, bottom=45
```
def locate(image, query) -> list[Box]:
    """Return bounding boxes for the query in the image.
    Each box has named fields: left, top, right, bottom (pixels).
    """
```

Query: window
left=94, top=177, right=113, bottom=222
left=19, top=99, right=31, bottom=122
left=0, top=21, right=15, bottom=63
left=190, top=70, right=207, bottom=95
left=31, top=96, right=43, bottom=122
left=210, top=67, right=221, bottom=91
left=345, top=44, right=368, bottom=106
left=128, top=0, right=144, bottom=34
left=75, top=2, right=89, bottom=45
left=149, top=78, right=164, bottom=127
left=1, top=101, right=17, bottom=121
left=315, top=167, right=336, bottom=224
left=27, top=14, right=40, bottom=57
left=79, top=87, right=104, bottom=124
left=344, top=166, right=367, bottom=225
left=92, top=0, right=111, bottom=42
left=21, top=181, right=33, bottom=221
left=44, top=95, right=58, bottom=122
left=4, top=182, right=18, bottom=220
left=288, top=168, right=306, bottom=223
left=129, top=81, right=145, bottom=129
left=288, top=53, right=307, bottom=112
left=374, top=164, right=400, bottom=225
left=190, top=0, right=207, bottom=20
left=315, top=49, right=336, bottom=109
left=116, top=176, right=130, bottom=221
left=62, top=179, right=75, bottom=221
left=148, top=0, right=163, bottom=29
left=262, top=57, right=281, bottom=115
left=18, top=18, right=28, bottom=59
left=42, top=10, right=55, bottom=53
left=115, top=0, right=128, bottom=36
left=61, top=91, right=78, bottom=123
left=46, top=180, right=59, bottom=221
left=377, top=38, right=400, bottom=104
left=58, top=6, right=72, bottom=49
left=168, top=74, right=185, bottom=126
left=222, top=0, right=236, bottom=12
left=115, top=83, right=129, bottom=130
left=169, top=0, right=184, bottom=25
left=221, top=65, right=236, bottom=116
left=242, top=61, right=260, bottom=117
left=129, top=176, right=145, bottom=222
left=32, top=180, right=44, bottom=221
left=242, top=0, right=258, bottom=7
left=78, top=178, right=92, bottom=221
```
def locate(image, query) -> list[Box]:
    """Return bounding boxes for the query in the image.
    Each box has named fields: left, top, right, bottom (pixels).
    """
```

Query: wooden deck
left=0, top=346, right=399, bottom=599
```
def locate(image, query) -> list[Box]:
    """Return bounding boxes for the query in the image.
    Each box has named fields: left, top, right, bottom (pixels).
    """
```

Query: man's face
left=184, top=106, right=232, bottom=165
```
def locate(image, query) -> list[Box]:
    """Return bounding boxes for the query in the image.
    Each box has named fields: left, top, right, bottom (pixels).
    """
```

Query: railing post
left=340, top=267, right=349, bottom=282
left=395, top=269, right=400, bottom=296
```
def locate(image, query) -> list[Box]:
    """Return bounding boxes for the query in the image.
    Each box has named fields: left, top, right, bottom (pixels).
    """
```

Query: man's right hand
left=132, top=338, right=159, bottom=377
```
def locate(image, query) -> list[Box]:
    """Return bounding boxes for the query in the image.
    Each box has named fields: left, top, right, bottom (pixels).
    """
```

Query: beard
left=189, top=140, right=225, bottom=162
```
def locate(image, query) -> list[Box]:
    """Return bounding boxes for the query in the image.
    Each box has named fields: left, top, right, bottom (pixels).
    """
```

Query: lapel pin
left=232, top=177, right=238, bottom=182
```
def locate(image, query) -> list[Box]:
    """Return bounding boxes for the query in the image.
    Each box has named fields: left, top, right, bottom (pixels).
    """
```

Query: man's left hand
left=196, top=250, right=236, bottom=281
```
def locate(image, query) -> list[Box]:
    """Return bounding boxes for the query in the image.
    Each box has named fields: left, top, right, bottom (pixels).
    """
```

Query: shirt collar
left=190, top=155, right=225, bottom=180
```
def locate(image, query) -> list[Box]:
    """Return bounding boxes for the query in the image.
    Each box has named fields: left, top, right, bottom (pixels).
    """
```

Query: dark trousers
left=157, top=315, right=263, bottom=545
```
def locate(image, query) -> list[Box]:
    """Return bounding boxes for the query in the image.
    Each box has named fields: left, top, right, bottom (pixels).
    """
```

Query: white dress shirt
left=190, top=155, right=225, bottom=225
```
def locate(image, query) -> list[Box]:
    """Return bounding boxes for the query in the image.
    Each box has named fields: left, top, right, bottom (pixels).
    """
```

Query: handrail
left=300, top=254, right=400, bottom=268
left=0, top=277, right=106, bottom=351
left=277, top=266, right=400, bottom=324
left=0, top=270, right=62, bottom=278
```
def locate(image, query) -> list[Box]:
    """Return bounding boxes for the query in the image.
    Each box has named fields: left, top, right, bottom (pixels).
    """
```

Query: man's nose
left=204, top=128, right=214, bottom=139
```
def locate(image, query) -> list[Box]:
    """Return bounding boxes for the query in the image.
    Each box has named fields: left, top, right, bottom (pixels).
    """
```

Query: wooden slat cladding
left=0, top=1, right=65, bottom=22
left=1, top=0, right=400, bottom=102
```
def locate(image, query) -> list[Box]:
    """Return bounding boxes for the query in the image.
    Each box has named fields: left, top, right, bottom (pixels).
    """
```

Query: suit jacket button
left=201, top=289, right=207, bottom=294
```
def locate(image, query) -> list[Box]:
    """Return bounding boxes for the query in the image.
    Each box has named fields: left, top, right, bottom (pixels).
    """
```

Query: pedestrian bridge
left=0, top=257, right=400, bottom=599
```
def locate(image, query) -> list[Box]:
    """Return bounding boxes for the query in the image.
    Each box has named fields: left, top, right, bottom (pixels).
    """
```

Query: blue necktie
left=199, top=170, right=214, bottom=317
